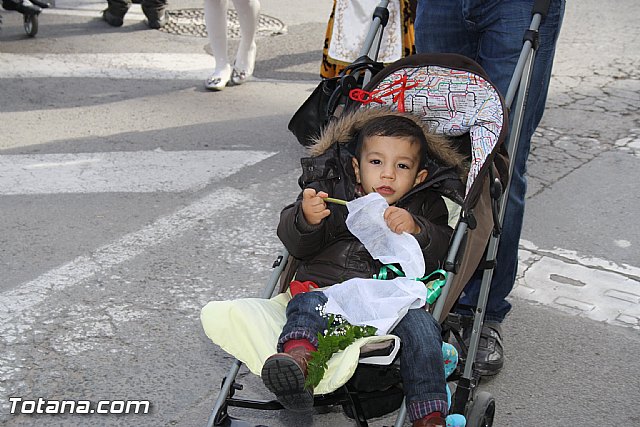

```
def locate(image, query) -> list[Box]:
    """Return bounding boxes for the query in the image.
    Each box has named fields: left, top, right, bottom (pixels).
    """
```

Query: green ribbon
left=373, top=264, right=404, bottom=280
left=420, top=269, right=448, bottom=304
left=373, top=265, right=448, bottom=305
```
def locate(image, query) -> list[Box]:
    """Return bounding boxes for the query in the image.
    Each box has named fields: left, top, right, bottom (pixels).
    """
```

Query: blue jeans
left=279, top=292, right=448, bottom=420
left=414, top=0, right=565, bottom=322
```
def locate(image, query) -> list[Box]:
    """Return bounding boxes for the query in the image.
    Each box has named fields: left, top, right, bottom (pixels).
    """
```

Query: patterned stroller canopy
left=352, top=53, right=509, bottom=209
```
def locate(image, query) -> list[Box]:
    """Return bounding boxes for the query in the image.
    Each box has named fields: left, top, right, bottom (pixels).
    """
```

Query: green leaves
left=304, top=315, right=377, bottom=389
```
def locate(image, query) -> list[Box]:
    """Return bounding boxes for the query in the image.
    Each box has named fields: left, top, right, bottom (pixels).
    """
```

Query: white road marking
left=0, top=187, right=249, bottom=324
left=615, top=240, right=632, bottom=248
left=44, top=7, right=145, bottom=20
left=49, top=0, right=130, bottom=12
left=0, top=53, right=212, bottom=80
left=514, top=240, right=640, bottom=330
left=0, top=150, right=274, bottom=194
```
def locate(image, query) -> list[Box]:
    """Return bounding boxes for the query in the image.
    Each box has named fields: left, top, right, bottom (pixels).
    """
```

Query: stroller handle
left=359, top=0, right=390, bottom=60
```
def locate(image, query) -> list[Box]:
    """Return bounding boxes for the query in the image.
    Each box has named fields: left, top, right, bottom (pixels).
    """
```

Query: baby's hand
left=384, top=206, right=420, bottom=234
left=302, top=188, right=331, bottom=225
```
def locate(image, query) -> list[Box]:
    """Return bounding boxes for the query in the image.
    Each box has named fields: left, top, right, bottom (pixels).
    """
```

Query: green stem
left=323, top=197, right=348, bottom=206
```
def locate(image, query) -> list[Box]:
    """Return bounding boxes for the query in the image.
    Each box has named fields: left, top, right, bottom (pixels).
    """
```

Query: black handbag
left=287, top=77, right=341, bottom=147
left=288, top=57, right=384, bottom=147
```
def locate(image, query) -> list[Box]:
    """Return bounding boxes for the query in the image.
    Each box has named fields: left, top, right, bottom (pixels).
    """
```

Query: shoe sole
left=204, top=78, right=232, bottom=91
left=261, top=355, right=313, bottom=411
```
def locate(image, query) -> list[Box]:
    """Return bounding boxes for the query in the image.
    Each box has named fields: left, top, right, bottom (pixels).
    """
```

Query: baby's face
left=352, top=135, right=428, bottom=205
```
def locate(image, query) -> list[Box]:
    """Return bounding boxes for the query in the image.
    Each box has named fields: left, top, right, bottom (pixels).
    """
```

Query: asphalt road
left=1, top=0, right=639, bottom=426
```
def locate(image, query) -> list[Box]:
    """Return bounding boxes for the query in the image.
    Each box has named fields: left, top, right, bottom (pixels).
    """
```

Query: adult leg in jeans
left=414, top=0, right=565, bottom=374
left=392, top=308, right=447, bottom=424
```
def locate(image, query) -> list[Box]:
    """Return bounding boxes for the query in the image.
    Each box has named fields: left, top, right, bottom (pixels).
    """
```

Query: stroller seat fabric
left=356, top=57, right=506, bottom=198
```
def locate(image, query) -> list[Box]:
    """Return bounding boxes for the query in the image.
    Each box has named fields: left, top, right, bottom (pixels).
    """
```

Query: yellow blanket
left=201, top=292, right=400, bottom=395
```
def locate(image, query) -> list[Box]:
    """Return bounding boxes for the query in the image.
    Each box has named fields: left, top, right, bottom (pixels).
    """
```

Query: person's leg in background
left=229, top=0, right=260, bottom=85
left=203, top=0, right=232, bottom=90
left=141, top=0, right=168, bottom=29
left=460, top=0, right=566, bottom=318
left=414, top=0, right=565, bottom=375
left=456, top=0, right=566, bottom=375
left=414, top=0, right=478, bottom=59
left=103, top=0, right=132, bottom=27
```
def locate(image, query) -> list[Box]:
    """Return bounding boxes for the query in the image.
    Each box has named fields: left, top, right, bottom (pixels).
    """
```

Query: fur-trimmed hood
left=308, top=107, right=468, bottom=180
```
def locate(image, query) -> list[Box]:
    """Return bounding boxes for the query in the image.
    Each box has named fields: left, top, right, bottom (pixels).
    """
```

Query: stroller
left=0, top=0, right=50, bottom=37
left=201, top=0, right=551, bottom=425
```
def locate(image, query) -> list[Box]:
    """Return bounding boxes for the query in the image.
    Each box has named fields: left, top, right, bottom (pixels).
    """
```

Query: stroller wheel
left=465, top=391, right=495, bottom=427
left=23, top=13, right=38, bottom=37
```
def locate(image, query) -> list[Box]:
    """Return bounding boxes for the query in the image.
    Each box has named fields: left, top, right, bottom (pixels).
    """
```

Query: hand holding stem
left=302, top=188, right=331, bottom=225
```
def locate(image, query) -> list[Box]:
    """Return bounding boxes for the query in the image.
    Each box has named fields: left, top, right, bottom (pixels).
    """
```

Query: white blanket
left=200, top=292, right=400, bottom=395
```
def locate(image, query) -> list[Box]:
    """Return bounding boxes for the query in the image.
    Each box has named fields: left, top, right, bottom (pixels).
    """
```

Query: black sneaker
left=145, top=9, right=166, bottom=29
left=102, top=8, right=124, bottom=27
left=465, top=321, right=504, bottom=376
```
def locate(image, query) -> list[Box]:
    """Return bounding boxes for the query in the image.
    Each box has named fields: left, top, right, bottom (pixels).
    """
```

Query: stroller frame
left=205, top=0, right=554, bottom=426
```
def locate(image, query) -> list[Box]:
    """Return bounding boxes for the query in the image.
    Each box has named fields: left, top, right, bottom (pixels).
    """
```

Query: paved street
left=1, top=0, right=639, bottom=426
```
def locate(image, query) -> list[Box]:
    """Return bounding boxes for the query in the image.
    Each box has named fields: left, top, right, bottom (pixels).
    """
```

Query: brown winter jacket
left=277, top=107, right=467, bottom=287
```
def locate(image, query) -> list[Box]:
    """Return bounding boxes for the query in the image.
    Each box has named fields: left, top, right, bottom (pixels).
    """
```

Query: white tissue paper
left=345, top=192, right=424, bottom=278
left=323, top=276, right=427, bottom=334
left=323, top=193, right=429, bottom=335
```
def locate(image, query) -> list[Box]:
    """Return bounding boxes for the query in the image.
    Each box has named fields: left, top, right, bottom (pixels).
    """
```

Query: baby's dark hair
left=354, top=115, right=429, bottom=168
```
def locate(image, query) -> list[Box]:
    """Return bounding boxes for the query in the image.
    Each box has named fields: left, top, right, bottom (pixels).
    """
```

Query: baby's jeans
left=278, top=291, right=448, bottom=420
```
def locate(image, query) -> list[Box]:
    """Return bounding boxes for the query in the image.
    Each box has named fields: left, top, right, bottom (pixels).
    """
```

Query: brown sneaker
left=413, top=415, right=446, bottom=427
left=261, top=346, right=313, bottom=411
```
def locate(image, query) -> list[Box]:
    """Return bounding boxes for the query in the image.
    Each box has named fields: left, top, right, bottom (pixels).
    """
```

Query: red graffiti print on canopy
left=355, top=65, right=505, bottom=196
left=349, top=74, right=419, bottom=112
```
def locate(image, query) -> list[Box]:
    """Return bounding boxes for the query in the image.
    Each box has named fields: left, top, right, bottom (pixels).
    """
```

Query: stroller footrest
left=358, top=336, right=400, bottom=365
left=227, top=397, right=283, bottom=410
